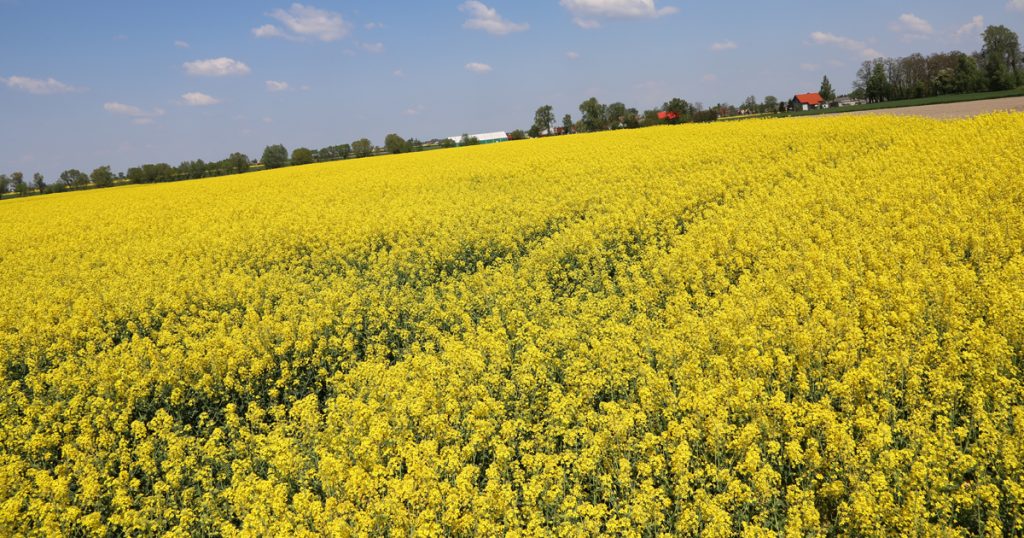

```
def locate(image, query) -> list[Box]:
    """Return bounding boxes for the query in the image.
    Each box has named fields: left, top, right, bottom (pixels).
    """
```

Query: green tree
left=227, top=152, right=250, bottom=174
left=90, top=166, right=114, bottom=188
left=763, top=96, right=779, bottom=113
left=0, top=174, right=9, bottom=198
left=261, top=144, right=289, bottom=169
left=953, top=53, right=984, bottom=93
left=981, top=25, right=1022, bottom=90
left=578, top=97, right=607, bottom=132
left=32, top=173, right=45, bottom=194
left=819, top=76, right=836, bottom=102
left=438, top=138, right=457, bottom=148
left=352, top=138, right=374, bottom=158
left=10, top=172, right=26, bottom=196
left=291, top=147, right=314, bottom=165
left=562, top=114, right=573, bottom=134
left=507, top=129, right=527, bottom=140
left=866, top=62, right=890, bottom=102
left=532, top=105, right=555, bottom=136
left=606, top=102, right=628, bottom=129
left=384, top=134, right=407, bottom=154
left=663, top=98, right=690, bottom=123
left=60, top=169, right=88, bottom=189
left=459, top=133, right=479, bottom=146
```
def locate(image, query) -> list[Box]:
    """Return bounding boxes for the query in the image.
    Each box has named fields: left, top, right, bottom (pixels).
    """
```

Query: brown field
left=846, top=95, right=1024, bottom=119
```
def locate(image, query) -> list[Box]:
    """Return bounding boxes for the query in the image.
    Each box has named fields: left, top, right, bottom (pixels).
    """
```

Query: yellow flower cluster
left=1, top=113, right=1023, bottom=536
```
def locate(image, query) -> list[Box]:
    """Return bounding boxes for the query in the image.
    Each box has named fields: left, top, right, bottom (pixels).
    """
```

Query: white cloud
left=256, top=3, right=351, bottom=42
left=103, top=101, right=165, bottom=124
left=181, top=92, right=221, bottom=106
left=809, top=31, right=880, bottom=58
left=184, top=57, right=251, bottom=76
left=1009, top=0, right=1024, bottom=12
left=702, top=73, right=717, bottom=82
left=360, top=41, right=385, bottom=53
left=365, top=22, right=384, bottom=30
left=566, top=51, right=580, bottom=60
left=465, top=62, right=493, bottom=73
left=174, top=40, right=190, bottom=48
left=460, top=1, right=529, bottom=35
left=561, top=0, right=677, bottom=28
left=266, top=80, right=290, bottom=92
left=800, top=63, right=820, bottom=71
left=403, top=105, right=424, bottom=116
left=0, top=75, right=81, bottom=95
left=955, top=15, right=984, bottom=39
left=392, top=69, right=404, bottom=77
left=890, top=13, right=933, bottom=40
left=710, top=40, right=737, bottom=51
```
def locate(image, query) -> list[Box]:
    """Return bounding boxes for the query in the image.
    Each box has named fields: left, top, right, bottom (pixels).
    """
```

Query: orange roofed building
left=790, top=93, right=828, bottom=111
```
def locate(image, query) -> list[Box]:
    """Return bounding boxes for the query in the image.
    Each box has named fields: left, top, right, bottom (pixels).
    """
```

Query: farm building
left=658, top=111, right=680, bottom=121
left=791, top=93, right=828, bottom=111
left=447, top=132, right=509, bottom=145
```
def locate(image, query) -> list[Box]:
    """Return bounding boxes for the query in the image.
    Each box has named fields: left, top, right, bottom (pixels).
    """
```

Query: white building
left=447, top=132, right=509, bottom=145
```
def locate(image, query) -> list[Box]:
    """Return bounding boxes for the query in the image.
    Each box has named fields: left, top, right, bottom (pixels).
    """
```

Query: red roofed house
left=791, top=92, right=827, bottom=111
left=658, top=111, right=680, bottom=121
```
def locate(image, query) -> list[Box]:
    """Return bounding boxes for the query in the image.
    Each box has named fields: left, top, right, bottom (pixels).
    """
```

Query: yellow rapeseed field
left=1, top=114, right=1023, bottom=536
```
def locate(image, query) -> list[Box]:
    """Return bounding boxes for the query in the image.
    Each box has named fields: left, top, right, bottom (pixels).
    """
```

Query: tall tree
left=261, top=144, right=289, bottom=169
left=578, top=97, right=607, bottom=132
left=819, top=76, right=836, bottom=102
left=384, top=134, right=407, bottom=154
left=32, top=173, right=45, bottom=194
left=866, top=61, right=890, bottom=102
left=532, top=105, right=555, bottom=136
left=291, top=147, right=314, bottom=165
left=981, top=25, right=1022, bottom=90
left=90, top=166, right=114, bottom=188
left=562, top=114, right=573, bottom=134
left=352, top=138, right=374, bottom=158
left=763, top=96, right=779, bottom=112
left=741, top=95, right=758, bottom=113
left=11, top=172, right=27, bottom=196
left=0, top=174, right=9, bottom=198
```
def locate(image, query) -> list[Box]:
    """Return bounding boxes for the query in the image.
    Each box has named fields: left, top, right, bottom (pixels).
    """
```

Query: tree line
left=852, top=25, right=1021, bottom=102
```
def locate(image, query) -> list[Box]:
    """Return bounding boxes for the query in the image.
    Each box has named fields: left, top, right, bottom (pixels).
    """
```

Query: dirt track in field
left=844, top=96, right=1024, bottom=119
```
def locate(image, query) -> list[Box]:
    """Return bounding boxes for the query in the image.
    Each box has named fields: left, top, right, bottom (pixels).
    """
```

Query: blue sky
left=1, top=0, right=1022, bottom=179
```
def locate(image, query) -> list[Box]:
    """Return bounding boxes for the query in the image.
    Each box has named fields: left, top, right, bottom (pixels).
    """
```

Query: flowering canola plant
left=1, top=114, right=1023, bottom=536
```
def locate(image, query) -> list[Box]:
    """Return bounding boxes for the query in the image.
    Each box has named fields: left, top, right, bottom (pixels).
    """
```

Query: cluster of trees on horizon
left=2, top=24, right=1021, bottom=201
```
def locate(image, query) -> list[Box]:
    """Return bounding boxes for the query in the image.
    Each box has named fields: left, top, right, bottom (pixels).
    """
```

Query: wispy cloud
left=253, top=3, right=351, bottom=42
left=459, top=1, right=529, bottom=35
left=266, top=80, right=290, bottom=92
left=702, top=73, right=717, bottom=82
left=360, top=41, right=385, bottom=53
left=800, top=63, right=820, bottom=72
left=174, top=40, right=190, bottom=48
left=103, top=101, right=165, bottom=124
left=889, top=13, right=933, bottom=40
left=465, top=62, right=493, bottom=73
left=1009, top=0, right=1024, bottom=12
left=183, top=57, right=251, bottom=76
left=710, top=40, right=737, bottom=51
left=403, top=105, right=424, bottom=116
left=1, top=75, right=82, bottom=95
left=809, top=31, right=880, bottom=59
left=181, top=92, right=221, bottom=106
left=566, top=51, right=580, bottom=60
left=561, top=0, right=677, bottom=29
left=955, top=15, right=984, bottom=39
left=365, top=22, right=384, bottom=30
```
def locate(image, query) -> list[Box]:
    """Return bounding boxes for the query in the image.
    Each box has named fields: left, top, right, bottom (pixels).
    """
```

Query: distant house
left=657, top=111, right=679, bottom=121
left=447, top=132, right=509, bottom=145
left=791, top=93, right=827, bottom=111
left=836, top=96, right=866, bottom=107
